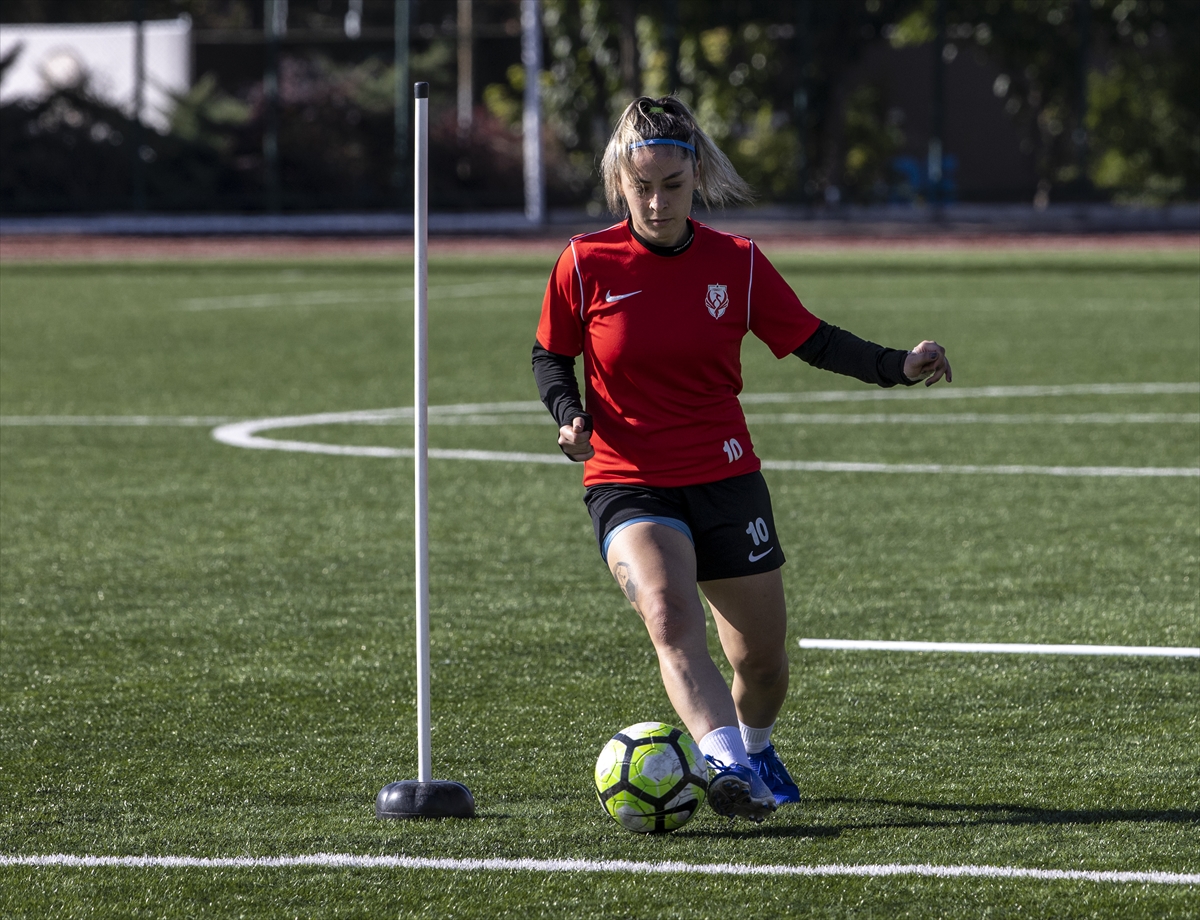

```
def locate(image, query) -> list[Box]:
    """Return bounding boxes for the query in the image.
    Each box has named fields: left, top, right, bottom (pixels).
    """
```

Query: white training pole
left=413, top=81, right=432, bottom=785
left=375, top=82, right=472, bottom=819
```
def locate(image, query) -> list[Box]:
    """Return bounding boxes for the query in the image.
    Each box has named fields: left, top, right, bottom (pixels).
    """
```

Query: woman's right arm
left=534, top=246, right=595, bottom=461
left=531, top=342, right=593, bottom=461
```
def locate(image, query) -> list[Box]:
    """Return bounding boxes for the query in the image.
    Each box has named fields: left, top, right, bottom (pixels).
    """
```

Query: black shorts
left=583, top=471, right=785, bottom=582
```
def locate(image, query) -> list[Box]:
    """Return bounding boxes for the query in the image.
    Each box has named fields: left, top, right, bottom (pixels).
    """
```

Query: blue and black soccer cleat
left=747, top=743, right=800, bottom=805
left=704, top=756, right=777, bottom=822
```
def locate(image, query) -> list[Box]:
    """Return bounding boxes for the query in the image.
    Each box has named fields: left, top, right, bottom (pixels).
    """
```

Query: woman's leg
left=603, top=521, right=736, bottom=741
left=605, top=521, right=783, bottom=819
left=698, top=569, right=789, bottom=730
left=700, top=569, right=799, bottom=804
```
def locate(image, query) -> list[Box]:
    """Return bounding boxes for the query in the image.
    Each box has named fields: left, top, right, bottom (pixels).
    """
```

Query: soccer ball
left=594, top=721, right=708, bottom=833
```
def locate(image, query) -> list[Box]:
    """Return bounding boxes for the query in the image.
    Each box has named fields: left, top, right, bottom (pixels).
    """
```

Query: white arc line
left=9, top=383, right=1198, bottom=478
left=1, top=854, right=1196, bottom=885
left=209, top=410, right=1200, bottom=477
left=8, top=411, right=1198, bottom=431
left=799, top=639, right=1200, bottom=657
left=211, top=412, right=571, bottom=464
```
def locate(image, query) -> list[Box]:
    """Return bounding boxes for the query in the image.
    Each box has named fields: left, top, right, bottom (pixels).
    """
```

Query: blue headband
left=629, top=138, right=696, bottom=154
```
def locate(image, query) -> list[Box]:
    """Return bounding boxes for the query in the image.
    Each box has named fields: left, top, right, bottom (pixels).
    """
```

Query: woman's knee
left=731, top=646, right=789, bottom=689
left=637, top=591, right=706, bottom=652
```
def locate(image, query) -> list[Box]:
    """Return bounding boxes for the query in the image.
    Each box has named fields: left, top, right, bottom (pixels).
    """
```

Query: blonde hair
left=600, top=95, right=753, bottom=216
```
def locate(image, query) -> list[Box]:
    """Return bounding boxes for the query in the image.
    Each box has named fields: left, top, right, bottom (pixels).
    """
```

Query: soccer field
left=1, top=244, right=1197, bottom=918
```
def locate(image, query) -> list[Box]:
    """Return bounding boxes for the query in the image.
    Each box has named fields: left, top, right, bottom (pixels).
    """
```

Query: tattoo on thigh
left=613, top=561, right=638, bottom=604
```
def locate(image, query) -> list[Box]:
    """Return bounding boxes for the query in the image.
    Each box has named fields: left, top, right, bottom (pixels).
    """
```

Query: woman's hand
left=558, top=416, right=595, bottom=461
left=903, top=340, right=952, bottom=386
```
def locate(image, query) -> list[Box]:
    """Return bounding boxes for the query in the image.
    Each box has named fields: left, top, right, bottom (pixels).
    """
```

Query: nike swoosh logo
left=748, top=547, right=775, bottom=563
left=605, top=289, right=642, bottom=302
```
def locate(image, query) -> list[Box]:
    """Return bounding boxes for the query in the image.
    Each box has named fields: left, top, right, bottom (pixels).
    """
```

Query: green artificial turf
left=1, top=248, right=1197, bottom=918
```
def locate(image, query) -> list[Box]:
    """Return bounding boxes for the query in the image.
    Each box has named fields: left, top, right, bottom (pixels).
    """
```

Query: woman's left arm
left=793, top=321, right=951, bottom=388
left=750, top=244, right=951, bottom=388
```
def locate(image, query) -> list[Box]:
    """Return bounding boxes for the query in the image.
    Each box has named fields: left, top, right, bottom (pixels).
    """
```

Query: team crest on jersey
left=705, top=284, right=729, bottom=319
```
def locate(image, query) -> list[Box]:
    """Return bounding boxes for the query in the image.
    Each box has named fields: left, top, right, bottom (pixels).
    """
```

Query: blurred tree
left=1, top=0, right=1194, bottom=211
left=841, top=82, right=905, bottom=203
left=1086, top=0, right=1199, bottom=203
left=0, top=66, right=257, bottom=211
left=890, top=0, right=1198, bottom=202
left=482, top=0, right=915, bottom=209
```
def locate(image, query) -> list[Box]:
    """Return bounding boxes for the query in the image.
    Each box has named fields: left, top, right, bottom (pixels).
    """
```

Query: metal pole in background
left=392, top=0, right=410, bottom=202
left=263, top=0, right=286, bottom=213
left=661, top=0, right=679, bottom=93
left=457, top=0, right=473, bottom=139
left=928, top=0, right=946, bottom=211
left=1075, top=0, right=1091, bottom=194
left=413, top=80, right=431, bottom=786
left=793, top=0, right=811, bottom=202
left=131, top=0, right=146, bottom=211
left=521, top=0, right=544, bottom=225
left=345, top=0, right=363, bottom=38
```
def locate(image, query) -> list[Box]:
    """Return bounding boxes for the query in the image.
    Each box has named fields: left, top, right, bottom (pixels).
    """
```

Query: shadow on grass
left=682, top=798, right=1199, bottom=840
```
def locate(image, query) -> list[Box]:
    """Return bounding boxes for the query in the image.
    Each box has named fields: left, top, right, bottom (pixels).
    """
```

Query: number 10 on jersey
left=722, top=438, right=744, bottom=463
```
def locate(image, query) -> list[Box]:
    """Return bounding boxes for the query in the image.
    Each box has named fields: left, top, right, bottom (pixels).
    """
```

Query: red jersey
left=536, top=220, right=821, bottom=488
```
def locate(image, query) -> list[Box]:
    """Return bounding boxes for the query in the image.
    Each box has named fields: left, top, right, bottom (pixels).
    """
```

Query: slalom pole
left=375, top=82, right=475, bottom=820
left=413, top=76, right=432, bottom=786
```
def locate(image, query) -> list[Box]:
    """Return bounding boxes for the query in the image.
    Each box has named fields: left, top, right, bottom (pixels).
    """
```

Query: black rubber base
left=375, top=780, right=476, bottom=819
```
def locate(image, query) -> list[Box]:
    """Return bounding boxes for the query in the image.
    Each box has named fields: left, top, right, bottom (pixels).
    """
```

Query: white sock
left=697, top=725, right=751, bottom=769
left=740, top=721, right=774, bottom=755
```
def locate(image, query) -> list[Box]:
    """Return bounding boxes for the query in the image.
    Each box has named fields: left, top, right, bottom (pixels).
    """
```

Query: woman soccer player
left=532, top=96, right=951, bottom=822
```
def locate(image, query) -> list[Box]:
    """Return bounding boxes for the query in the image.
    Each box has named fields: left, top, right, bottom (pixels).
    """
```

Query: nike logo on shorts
left=748, top=547, right=775, bottom=563
left=605, top=289, right=642, bottom=302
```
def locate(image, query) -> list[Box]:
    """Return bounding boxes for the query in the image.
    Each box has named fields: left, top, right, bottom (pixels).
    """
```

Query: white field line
left=8, top=384, right=1199, bottom=477
left=799, top=639, right=1200, bottom=658
left=1, top=854, right=1196, bottom=885
left=6, top=412, right=1197, bottom=429
left=358, top=411, right=1200, bottom=427
left=760, top=460, right=1199, bottom=477
left=181, top=290, right=392, bottom=310
left=744, top=413, right=1199, bottom=425
left=262, top=411, right=1200, bottom=426
left=9, top=383, right=1198, bottom=427
left=739, top=382, right=1200, bottom=404
left=0, top=415, right=234, bottom=426
left=179, top=280, right=546, bottom=311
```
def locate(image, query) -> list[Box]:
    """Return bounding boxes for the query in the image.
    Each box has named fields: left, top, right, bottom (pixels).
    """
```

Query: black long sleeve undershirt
left=792, top=321, right=916, bottom=388
left=533, top=322, right=914, bottom=428
left=531, top=341, right=590, bottom=429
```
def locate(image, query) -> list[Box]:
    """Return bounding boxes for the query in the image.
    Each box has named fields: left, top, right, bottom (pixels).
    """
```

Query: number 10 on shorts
left=722, top=438, right=743, bottom=463
left=746, top=517, right=770, bottom=545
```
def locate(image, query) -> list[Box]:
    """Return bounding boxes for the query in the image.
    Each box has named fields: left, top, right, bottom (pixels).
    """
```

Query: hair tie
left=629, top=138, right=696, bottom=153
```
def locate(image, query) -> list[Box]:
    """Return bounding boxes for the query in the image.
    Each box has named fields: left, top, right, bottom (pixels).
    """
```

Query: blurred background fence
left=1, top=0, right=1196, bottom=217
